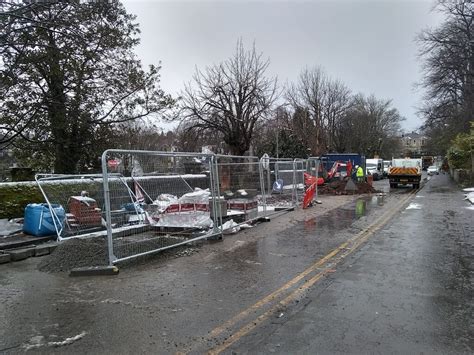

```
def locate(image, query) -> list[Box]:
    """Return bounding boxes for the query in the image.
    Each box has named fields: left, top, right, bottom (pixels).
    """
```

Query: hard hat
left=355, top=165, right=359, bottom=169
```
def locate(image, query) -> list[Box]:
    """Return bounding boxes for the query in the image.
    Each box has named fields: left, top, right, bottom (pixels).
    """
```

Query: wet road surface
left=230, top=173, right=474, bottom=354
left=0, top=174, right=472, bottom=353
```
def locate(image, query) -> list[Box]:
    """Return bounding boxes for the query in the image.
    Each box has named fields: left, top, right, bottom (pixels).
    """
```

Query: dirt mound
left=38, top=237, right=109, bottom=272
left=318, top=179, right=379, bottom=195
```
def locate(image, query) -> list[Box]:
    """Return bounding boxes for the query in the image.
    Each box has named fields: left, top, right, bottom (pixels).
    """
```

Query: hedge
left=0, top=182, right=44, bottom=219
left=0, top=175, right=210, bottom=220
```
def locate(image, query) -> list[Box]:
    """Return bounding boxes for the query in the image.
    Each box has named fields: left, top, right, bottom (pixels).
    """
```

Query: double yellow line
left=186, top=189, right=417, bottom=354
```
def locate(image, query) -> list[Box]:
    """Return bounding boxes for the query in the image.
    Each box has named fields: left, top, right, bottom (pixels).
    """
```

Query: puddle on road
left=303, top=194, right=385, bottom=233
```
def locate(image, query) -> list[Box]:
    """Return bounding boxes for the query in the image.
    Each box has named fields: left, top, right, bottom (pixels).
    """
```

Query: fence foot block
left=69, top=266, right=119, bottom=277
left=275, top=206, right=295, bottom=212
left=208, top=234, right=223, bottom=241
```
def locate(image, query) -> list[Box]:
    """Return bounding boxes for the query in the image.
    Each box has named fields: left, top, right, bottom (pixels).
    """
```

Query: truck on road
left=388, top=158, right=422, bottom=189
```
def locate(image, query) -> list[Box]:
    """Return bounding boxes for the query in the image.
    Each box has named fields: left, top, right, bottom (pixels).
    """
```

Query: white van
left=366, top=158, right=384, bottom=180
left=383, top=160, right=391, bottom=177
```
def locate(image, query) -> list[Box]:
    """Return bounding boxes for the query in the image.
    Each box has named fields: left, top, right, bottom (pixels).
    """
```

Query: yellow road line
left=206, top=190, right=414, bottom=341
left=207, top=190, right=416, bottom=354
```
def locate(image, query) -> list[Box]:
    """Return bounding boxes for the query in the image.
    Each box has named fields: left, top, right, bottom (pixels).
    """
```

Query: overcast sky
left=122, top=0, right=444, bottom=132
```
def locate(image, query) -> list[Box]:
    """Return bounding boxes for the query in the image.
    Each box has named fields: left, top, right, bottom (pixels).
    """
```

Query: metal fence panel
left=35, top=174, right=109, bottom=240
left=101, top=149, right=221, bottom=264
left=32, top=153, right=323, bottom=267
left=214, top=155, right=264, bottom=230
left=293, top=159, right=306, bottom=204
left=259, top=157, right=300, bottom=214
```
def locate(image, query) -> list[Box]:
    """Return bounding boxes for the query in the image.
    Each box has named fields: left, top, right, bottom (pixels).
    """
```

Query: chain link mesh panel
left=101, top=150, right=222, bottom=264
left=259, top=158, right=297, bottom=212
left=214, top=155, right=264, bottom=230
left=35, top=174, right=108, bottom=240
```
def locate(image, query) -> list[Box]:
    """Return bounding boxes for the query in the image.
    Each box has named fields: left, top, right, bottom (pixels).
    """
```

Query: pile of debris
left=38, top=237, right=108, bottom=272
left=318, top=179, right=380, bottom=195
left=38, top=234, right=200, bottom=272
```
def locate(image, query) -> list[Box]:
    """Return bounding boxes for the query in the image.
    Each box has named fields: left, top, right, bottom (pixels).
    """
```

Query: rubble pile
left=318, top=179, right=379, bottom=195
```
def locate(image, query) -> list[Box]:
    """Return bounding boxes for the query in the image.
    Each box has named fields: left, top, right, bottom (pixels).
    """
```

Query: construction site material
left=0, top=233, right=54, bottom=250
left=0, top=218, right=23, bottom=236
left=318, top=180, right=379, bottom=195
left=23, top=203, right=65, bottom=237
left=0, top=253, right=11, bottom=264
left=8, top=247, right=36, bottom=261
left=34, top=243, right=57, bottom=257
left=38, top=232, right=198, bottom=272
left=69, top=265, right=119, bottom=277
left=38, top=238, right=109, bottom=272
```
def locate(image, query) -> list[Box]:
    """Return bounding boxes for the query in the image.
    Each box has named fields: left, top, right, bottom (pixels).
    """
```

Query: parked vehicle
left=388, top=158, right=422, bottom=189
left=427, top=165, right=439, bottom=176
left=383, top=160, right=391, bottom=177
left=422, top=156, right=434, bottom=171
left=366, top=158, right=384, bottom=180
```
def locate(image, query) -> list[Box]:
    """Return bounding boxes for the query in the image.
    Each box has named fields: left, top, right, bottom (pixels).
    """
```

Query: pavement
left=0, top=173, right=472, bottom=354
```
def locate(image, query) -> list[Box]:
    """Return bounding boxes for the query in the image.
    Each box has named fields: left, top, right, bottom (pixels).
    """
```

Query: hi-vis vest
left=356, top=166, right=364, bottom=177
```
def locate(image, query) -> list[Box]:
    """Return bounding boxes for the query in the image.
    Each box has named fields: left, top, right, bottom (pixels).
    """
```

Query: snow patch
left=406, top=203, right=422, bottom=210
left=463, top=192, right=474, bottom=204
left=23, top=332, right=86, bottom=350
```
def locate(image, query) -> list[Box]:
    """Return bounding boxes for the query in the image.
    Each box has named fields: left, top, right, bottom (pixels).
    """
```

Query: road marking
left=208, top=190, right=417, bottom=355
left=181, top=190, right=417, bottom=354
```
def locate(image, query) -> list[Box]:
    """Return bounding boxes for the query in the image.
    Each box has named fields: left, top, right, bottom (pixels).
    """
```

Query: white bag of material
left=222, top=219, right=240, bottom=234
left=153, top=194, right=178, bottom=213
left=179, top=188, right=210, bottom=204
left=152, top=212, right=213, bottom=229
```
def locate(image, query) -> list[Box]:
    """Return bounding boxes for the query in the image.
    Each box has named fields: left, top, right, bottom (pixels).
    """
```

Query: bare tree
left=341, top=94, right=404, bottom=157
left=287, top=67, right=327, bottom=154
left=324, top=79, right=352, bottom=152
left=287, top=67, right=351, bottom=154
left=417, top=0, right=474, bottom=151
left=179, top=40, right=278, bottom=155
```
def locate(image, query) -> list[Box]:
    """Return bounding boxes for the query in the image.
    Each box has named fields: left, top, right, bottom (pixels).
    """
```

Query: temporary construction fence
left=259, top=157, right=306, bottom=213
left=33, top=151, right=320, bottom=265
left=214, top=154, right=265, bottom=224
left=101, top=149, right=223, bottom=264
left=306, top=157, right=322, bottom=201
left=35, top=174, right=109, bottom=240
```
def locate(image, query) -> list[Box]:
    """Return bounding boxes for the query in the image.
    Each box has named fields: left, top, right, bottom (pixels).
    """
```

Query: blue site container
left=23, top=203, right=65, bottom=237
left=322, top=153, right=366, bottom=171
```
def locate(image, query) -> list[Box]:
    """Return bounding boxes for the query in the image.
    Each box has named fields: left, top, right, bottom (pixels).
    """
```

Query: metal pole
left=35, top=174, right=63, bottom=240
left=101, top=150, right=117, bottom=266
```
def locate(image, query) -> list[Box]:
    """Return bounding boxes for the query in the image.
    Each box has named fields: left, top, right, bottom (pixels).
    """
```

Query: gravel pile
left=38, top=234, right=196, bottom=272
left=38, top=237, right=108, bottom=272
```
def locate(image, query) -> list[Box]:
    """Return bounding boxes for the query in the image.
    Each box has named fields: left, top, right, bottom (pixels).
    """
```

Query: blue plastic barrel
left=23, top=203, right=65, bottom=237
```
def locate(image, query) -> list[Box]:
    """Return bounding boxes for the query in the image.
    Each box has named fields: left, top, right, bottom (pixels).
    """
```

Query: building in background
left=400, top=131, right=428, bottom=157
